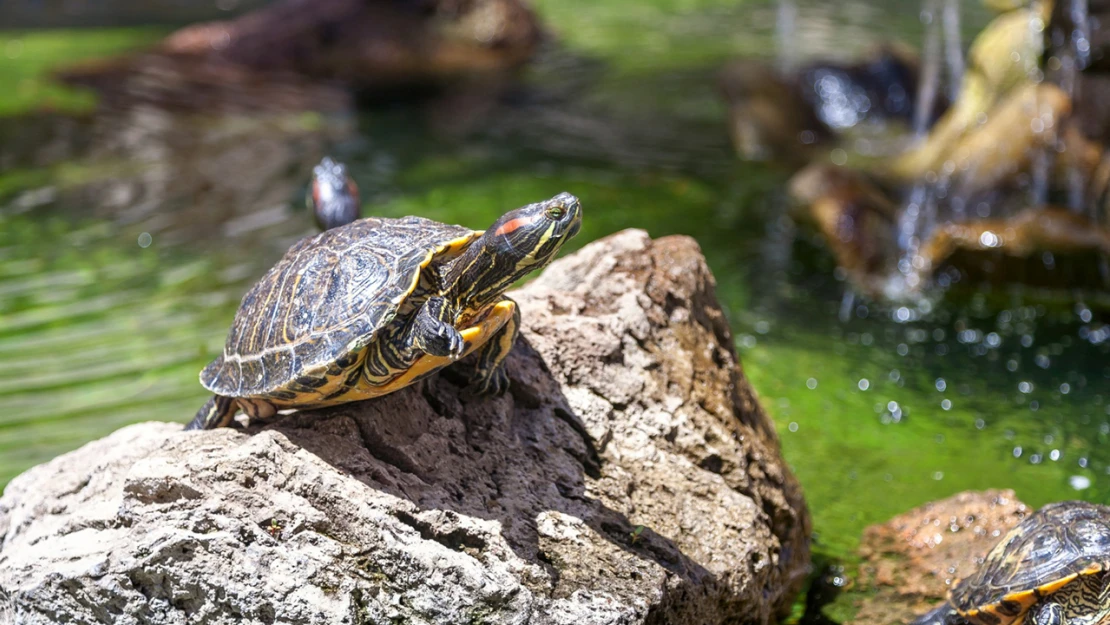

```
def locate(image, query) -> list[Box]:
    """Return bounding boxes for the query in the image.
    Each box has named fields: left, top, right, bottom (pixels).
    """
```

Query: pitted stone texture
left=0, top=230, right=809, bottom=625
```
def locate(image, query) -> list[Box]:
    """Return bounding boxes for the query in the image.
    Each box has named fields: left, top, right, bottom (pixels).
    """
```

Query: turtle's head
left=308, top=157, right=361, bottom=231
left=487, top=191, right=582, bottom=267
left=449, top=192, right=582, bottom=308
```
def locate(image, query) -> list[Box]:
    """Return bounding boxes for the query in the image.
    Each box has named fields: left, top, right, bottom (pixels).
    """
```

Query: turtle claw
left=419, top=323, right=465, bottom=358
left=445, top=327, right=466, bottom=359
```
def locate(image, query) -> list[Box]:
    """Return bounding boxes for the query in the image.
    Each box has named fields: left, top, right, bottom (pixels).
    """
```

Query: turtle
left=308, top=156, right=361, bottom=231
left=911, top=500, right=1110, bottom=625
left=185, top=191, right=582, bottom=430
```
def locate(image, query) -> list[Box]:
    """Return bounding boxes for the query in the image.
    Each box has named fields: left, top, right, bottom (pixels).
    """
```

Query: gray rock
left=0, top=230, right=810, bottom=625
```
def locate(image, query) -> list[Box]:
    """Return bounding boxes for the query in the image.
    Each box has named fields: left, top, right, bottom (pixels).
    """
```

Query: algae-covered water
left=2, top=0, right=1109, bottom=612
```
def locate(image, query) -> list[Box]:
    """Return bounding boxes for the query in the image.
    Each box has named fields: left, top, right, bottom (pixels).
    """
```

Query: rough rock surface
left=849, top=490, right=1030, bottom=625
left=0, top=230, right=810, bottom=625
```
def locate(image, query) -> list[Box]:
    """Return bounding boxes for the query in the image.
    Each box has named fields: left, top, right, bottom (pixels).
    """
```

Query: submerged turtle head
left=308, top=157, right=361, bottom=231
left=447, top=192, right=582, bottom=310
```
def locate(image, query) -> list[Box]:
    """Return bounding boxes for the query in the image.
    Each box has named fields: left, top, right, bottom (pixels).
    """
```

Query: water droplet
left=1049, top=449, right=1061, bottom=462
left=138, top=232, right=153, bottom=248
left=941, top=399, right=952, bottom=410
left=1018, top=381, right=1033, bottom=394
left=754, top=321, right=770, bottom=334
left=1060, top=383, right=1071, bottom=394
left=979, top=231, right=1001, bottom=248
left=788, top=422, right=799, bottom=433
left=975, top=418, right=985, bottom=430
left=1070, top=475, right=1092, bottom=490
left=806, top=378, right=818, bottom=390
left=858, top=379, right=870, bottom=391
left=933, top=471, right=944, bottom=481
left=935, top=378, right=947, bottom=392
left=1013, top=446, right=1023, bottom=458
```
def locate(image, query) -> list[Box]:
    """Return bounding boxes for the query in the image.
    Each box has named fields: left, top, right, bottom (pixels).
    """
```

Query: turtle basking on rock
left=186, top=191, right=582, bottom=430
left=912, top=501, right=1110, bottom=625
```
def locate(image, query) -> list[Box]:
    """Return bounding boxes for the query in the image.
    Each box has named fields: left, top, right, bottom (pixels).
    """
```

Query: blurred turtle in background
left=308, top=157, right=361, bottom=231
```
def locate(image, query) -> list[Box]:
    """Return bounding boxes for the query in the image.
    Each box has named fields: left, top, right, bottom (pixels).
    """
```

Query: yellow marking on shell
left=1033, top=571, right=1084, bottom=596
left=963, top=574, right=1076, bottom=625
left=439, top=231, right=482, bottom=255
left=270, top=300, right=516, bottom=408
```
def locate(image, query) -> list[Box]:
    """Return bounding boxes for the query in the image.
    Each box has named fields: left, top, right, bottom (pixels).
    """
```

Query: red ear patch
left=494, top=216, right=535, bottom=237
left=311, top=181, right=323, bottom=208
left=346, top=179, right=359, bottom=199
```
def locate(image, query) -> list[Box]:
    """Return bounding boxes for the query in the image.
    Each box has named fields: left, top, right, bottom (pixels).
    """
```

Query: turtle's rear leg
left=185, top=395, right=238, bottom=430
left=186, top=395, right=278, bottom=430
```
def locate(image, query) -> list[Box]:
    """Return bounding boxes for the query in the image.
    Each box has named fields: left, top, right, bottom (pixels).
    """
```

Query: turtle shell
left=201, top=216, right=478, bottom=397
left=950, top=501, right=1110, bottom=625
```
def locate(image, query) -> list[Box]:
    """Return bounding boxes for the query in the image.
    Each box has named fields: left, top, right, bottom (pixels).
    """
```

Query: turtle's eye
left=545, top=206, right=566, bottom=220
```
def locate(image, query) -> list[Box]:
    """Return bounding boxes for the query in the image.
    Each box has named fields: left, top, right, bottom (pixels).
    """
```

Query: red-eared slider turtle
left=912, top=501, right=1110, bottom=625
left=186, top=192, right=582, bottom=430
left=308, top=156, right=361, bottom=231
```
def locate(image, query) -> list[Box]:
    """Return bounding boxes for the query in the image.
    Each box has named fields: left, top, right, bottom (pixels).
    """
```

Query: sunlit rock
left=847, top=490, right=1030, bottom=625
left=0, top=231, right=810, bottom=624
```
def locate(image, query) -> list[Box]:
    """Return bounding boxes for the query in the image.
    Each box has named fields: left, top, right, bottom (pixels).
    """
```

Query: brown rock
left=849, top=490, right=1030, bottom=625
left=0, top=230, right=810, bottom=624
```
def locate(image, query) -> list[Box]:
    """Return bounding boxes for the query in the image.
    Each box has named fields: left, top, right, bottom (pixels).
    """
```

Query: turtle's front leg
left=459, top=298, right=520, bottom=396
left=406, top=296, right=465, bottom=358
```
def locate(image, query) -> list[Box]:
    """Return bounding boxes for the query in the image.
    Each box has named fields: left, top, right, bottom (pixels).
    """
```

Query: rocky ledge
left=0, top=230, right=810, bottom=625
left=850, top=490, right=1031, bottom=625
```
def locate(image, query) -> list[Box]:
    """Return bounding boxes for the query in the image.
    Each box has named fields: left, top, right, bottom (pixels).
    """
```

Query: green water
left=2, top=0, right=1109, bottom=615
